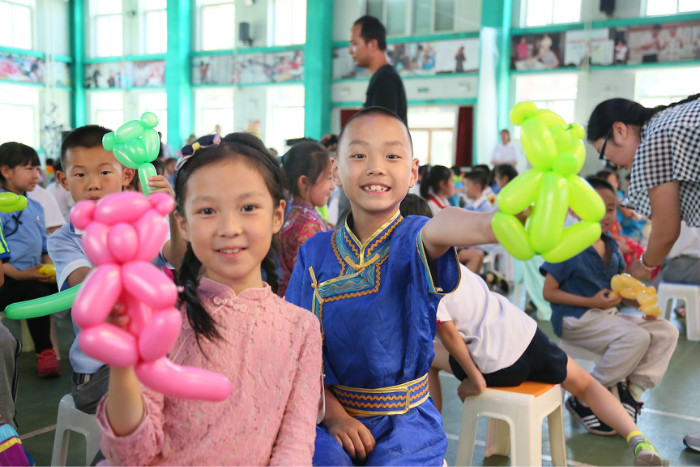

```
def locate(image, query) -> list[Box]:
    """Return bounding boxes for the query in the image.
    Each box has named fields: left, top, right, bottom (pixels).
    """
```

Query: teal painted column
left=480, top=0, right=513, bottom=131
left=303, top=0, right=333, bottom=139
left=70, top=0, right=85, bottom=128
left=165, top=0, right=192, bottom=148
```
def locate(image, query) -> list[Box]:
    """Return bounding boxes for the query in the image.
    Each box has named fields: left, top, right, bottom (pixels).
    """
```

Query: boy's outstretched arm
left=322, top=385, right=376, bottom=463
left=421, top=207, right=496, bottom=260
left=436, top=321, right=486, bottom=399
left=543, top=273, right=621, bottom=309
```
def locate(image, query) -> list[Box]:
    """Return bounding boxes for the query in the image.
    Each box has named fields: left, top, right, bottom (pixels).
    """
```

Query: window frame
left=0, top=0, right=36, bottom=50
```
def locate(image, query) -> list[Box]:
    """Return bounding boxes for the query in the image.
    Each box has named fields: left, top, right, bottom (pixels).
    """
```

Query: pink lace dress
left=96, top=278, right=323, bottom=466
left=278, top=203, right=330, bottom=297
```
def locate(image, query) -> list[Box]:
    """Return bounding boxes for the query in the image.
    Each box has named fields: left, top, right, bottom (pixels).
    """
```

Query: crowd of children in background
left=0, top=111, right=682, bottom=466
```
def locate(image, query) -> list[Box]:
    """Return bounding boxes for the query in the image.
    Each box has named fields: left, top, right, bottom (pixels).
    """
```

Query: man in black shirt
left=350, top=15, right=407, bottom=124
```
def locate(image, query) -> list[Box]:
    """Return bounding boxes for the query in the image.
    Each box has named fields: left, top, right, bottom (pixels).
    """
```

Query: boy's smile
left=334, top=113, right=418, bottom=239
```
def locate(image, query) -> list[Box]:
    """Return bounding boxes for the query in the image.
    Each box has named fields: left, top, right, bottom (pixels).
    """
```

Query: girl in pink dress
left=278, top=142, right=334, bottom=297
left=96, top=134, right=323, bottom=465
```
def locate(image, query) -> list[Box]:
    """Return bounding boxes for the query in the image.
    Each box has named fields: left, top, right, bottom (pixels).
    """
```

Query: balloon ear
left=102, top=133, right=116, bottom=151
left=150, top=192, right=175, bottom=215
left=70, top=200, right=96, bottom=230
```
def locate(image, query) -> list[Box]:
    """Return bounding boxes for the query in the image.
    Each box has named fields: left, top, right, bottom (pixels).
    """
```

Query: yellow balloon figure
left=492, top=101, right=605, bottom=263
left=37, top=263, right=57, bottom=283
left=610, top=273, right=662, bottom=318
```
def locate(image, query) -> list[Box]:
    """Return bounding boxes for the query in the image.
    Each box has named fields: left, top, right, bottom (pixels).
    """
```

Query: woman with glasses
left=586, top=94, right=700, bottom=281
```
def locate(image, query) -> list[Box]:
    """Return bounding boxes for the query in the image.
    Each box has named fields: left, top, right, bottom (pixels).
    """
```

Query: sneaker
left=632, top=438, right=663, bottom=466
left=36, top=349, right=60, bottom=378
left=565, top=395, right=616, bottom=436
left=684, top=433, right=700, bottom=452
left=617, top=381, right=643, bottom=423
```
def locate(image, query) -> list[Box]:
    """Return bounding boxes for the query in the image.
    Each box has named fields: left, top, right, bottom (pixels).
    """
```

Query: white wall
left=333, top=0, right=365, bottom=41
left=454, top=0, right=482, bottom=32
left=236, top=1, right=270, bottom=47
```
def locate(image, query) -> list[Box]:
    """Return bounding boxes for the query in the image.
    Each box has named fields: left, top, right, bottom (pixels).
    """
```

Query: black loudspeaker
left=600, top=0, right=615, bottom=16
left=239, top=22, right=253, bottom=46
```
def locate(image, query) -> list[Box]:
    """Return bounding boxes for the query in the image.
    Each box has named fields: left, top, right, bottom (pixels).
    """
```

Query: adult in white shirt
left=27, top=185, right=65, bottom=234
left=490, top=129, right=518, bottom=166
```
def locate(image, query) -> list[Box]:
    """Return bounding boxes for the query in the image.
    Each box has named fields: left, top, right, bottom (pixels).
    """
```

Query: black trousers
left=0, top=276, right=57, bottom=353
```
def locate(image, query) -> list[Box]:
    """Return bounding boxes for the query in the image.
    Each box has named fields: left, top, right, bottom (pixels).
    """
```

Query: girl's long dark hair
left=174, top=133, right=285, bottom=343
left=419, top=165, right=452, bottom=199
left=587, top=93, right=700, bottom=142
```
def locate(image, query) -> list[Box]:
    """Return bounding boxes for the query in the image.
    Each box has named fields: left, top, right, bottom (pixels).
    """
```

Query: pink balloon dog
left=71, top=191, right=232, bottom=401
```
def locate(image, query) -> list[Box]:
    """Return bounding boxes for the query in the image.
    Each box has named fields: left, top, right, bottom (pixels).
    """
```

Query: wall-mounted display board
left=84, top=60, right=165, bottom=89
left=333, top=37, right=480, bottom=80
left=192, top=50, right=304, bottom=85
left=511, top=19, right=700, bottom=70
left=0, top=52, right=70, bottom=87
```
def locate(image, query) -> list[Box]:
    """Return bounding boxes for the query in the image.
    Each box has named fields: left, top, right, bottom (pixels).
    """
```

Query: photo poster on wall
left=513, top=20, right=700, bottom=70
left=0, top=52, right=49, bottom=84
left=84, top=60, right=165, bottom=89
left=332, top=37, right=480, bottom=79
left=564, top=29, right=614, bottom=66
left=511, top=32, right=564, bottom=70
left=192, top=51, right=305, bottom=85
left=619, top=21, right=700, bottom=64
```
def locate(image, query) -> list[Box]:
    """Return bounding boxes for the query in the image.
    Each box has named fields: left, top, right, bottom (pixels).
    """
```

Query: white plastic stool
left=559, top=341, right=602, bottom=373
left=456, top=382, right=567, bottom=466
left=657, top=282, right=700, bottom=341
left=50, top=394, right=101, bottom=466
left=491, top=245, right=515, bottom=286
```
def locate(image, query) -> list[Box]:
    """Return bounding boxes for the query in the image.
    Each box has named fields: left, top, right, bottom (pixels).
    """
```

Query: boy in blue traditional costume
left=285, top=107, right=497, bottom=466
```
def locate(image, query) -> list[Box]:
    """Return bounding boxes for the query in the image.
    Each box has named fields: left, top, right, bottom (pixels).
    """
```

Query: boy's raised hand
left=326, top=415, right=376, bottom=463
left=147, top=175, right=175, bottom=199
left=591, top=288, right=622, bottom=309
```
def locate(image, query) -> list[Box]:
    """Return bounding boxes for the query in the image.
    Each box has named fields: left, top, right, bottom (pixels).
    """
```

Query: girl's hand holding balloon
left=147, top=175, right=175, bottom=199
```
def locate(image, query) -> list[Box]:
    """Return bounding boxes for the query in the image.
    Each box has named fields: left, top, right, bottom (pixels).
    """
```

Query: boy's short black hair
left=337, top=106, right=412, bottom=152
left=353, top=15, right=387, bottom=51
left=463, top=170, right=489, bottom=190
left=585, top=175, right=616, bottom=195
left=60, top=125, right=112, bottom=169
left=400, top=193, right=433, bottom=218
left=0, top=142, right=40, bottom=184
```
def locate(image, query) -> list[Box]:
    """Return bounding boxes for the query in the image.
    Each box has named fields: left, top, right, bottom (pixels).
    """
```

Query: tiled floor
left=2, top=304, right=699, bottom=466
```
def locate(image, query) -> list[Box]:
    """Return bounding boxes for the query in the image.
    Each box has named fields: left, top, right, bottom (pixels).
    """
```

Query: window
left=88, top=91, right=125, bottom=131
left=197, top=0, right=235, bottom=50
left=635, top=67, right=700, bottom=107
left=514, top=73, right=578, bottom=138
left=408, top=106, right=457, bottom=166
left=271, top=0, right=306, bottom=46
left=265, top=85, right=304, bottom=154
left=194, top=88, right=234, bottom=138
left=89, top=0, right=123, bottom=57
left=0, top=0, right=35, bottom=49
left=135, top=90, right=167, bottom=142
left=88, top=0, right=167, bottom=57
left=522, top=0, right=581, bottom=27
left=140, top=0, right=167, bottom=54
left=646, top=0, right=700, bottom=16
left=0, top=84, right=39, bottom=147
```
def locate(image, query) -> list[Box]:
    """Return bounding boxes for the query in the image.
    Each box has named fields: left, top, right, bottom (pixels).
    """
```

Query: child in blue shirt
left=541, top=177, right=678, bottom=435
left=0, top=142, right=59, bottom=378
left=48, top=125, right=175, bottom=414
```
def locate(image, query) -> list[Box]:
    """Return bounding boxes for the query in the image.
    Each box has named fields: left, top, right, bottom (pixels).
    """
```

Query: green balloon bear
left=492, top=101, right=605, bottom=263
left=102, top=112, right=160, bottom=197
